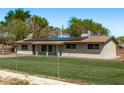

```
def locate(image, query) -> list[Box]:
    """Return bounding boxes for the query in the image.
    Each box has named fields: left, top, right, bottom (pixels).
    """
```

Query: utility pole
left=60, top=25, right=64, bottom=37
left=57, top=25, right=64, bottom=80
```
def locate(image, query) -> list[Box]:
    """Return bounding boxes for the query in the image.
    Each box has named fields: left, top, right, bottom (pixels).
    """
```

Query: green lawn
left=0, top=56, right=124, bottom=84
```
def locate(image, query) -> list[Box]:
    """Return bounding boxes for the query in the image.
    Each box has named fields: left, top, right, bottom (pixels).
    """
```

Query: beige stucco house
left=15, top=36, right=118, bottom=59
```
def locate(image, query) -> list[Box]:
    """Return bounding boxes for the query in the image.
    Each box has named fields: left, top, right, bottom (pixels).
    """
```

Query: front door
left=32, top=45, right=36, bottom=54
left=41, top=45, right=55, bottom=55
left=48, top=45, right=52, bottom=52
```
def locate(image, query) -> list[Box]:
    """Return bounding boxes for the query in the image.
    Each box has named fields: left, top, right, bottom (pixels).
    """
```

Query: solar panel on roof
left=25, top=37, right=87, bottom=41
left=47, top=37, right=73, bottom=41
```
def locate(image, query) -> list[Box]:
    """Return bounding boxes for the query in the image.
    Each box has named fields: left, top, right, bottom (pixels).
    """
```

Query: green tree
left=117, top=36, right=124, bottom=43
left=29, top=15, right=49, bottom=38
left=0, top=8, right=31, bottom=43
left=0, top=24, right=7, bottom=44
left=6, top=19, right=30, bottom=41
left=68, top=17, right=83, bottom=37
left=4, top=8, right=31, bottom=22
left=0, top=23, right=15, bottom=44
left=67, top=17, right=110, bottom=37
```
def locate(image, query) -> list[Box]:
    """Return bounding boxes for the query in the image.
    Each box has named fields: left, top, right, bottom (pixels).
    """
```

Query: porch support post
left=56, top=45, right=60, bottom=57
left=35, top=45, right=38, bottom=56
left=46, top=45, right=48, bottom=57
left=58, top=50, right=60, bottom=57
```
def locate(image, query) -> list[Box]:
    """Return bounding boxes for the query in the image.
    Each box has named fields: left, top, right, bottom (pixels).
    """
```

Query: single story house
left=15, top=36, right=118, bottom=59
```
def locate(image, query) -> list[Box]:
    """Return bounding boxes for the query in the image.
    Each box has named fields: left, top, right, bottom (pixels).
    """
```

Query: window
left=42, top=45, right=46, bottom=52
left=88, top=44, right=93, bottom=49
left=94, top=44, right=100, bottom=49
left=66, top=44, right=76, bottom=49
left=88, top=44, right=100, bottom=49
left=22, top=45, right=28, bottom=50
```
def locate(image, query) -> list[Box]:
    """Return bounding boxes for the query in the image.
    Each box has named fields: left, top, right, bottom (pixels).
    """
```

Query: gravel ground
left=0, top=70, right=75, bottom=85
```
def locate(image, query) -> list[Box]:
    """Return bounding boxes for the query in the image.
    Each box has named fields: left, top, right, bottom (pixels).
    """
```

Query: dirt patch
left=0, top=76, right=29, bottom=85
left=0, top=70, right=76, bottom=85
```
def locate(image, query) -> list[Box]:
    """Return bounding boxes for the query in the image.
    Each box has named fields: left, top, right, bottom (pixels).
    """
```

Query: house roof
left=81, top=36, right=113, bottom=43
left=15, top=36, right=116, bottom=45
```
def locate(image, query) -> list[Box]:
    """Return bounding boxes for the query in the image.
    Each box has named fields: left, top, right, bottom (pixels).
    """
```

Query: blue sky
left=0, top=8, right=124, bottom=37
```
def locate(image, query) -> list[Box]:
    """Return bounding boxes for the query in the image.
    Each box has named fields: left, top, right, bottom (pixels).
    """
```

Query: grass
left=0, top=56, right=124, bottom=84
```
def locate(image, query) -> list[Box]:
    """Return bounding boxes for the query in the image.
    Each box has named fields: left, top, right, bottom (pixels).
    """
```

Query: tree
left=29, top=15, right=49, bottom=38
left=0, top=24, right=7, bottom=44
left=6, top=19, right=30, bottom=41
left=68, top=17, right=83, bottom=37
left=67, top=17, right=110, bottom=37
left=47, top=26, right=61, bottom=37
left=117, top=36, right=124, bottom=43
left=0, top=23, right=15, bottom=44
left=4, top=8, right=31, bottom=23
left=0, top=9, right=31, bottom=43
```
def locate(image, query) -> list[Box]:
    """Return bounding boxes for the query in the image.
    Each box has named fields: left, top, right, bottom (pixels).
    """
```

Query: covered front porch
left=32, top=44, right=62, bottom=57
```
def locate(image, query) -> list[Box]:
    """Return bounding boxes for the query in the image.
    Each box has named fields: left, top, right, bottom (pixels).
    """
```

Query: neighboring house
left=15, top=36, right=118, bottom=59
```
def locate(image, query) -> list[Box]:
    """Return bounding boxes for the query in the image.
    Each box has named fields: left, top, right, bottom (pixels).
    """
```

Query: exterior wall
left=62, top=43, right=102, bottom=54
left=100, top=40, right=116, bottom=57
left=61, top=40, right=117, bottom=59
left=61, top=43, right=102, bottom=57
left=16, top=44, right=33, bottom=55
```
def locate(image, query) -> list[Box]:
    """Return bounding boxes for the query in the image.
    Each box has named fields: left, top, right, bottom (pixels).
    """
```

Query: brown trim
left=15, top=41, right=104, bottom=45
left=104, top=37, right=118, bottom=45
left=14, top=36, right=117, bottom=45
